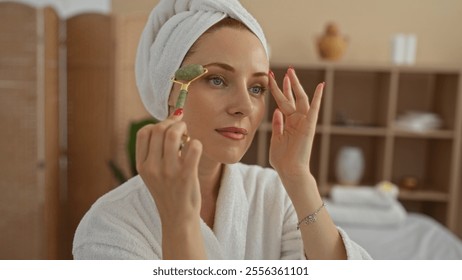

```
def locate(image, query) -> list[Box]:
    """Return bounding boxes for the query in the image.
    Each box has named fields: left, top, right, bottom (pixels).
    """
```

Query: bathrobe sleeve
left=73, top=177, right=163, bottom=260
left=337, top=227, right=372, bottom=259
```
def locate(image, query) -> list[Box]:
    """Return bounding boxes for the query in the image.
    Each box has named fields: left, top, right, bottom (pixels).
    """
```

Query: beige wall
left=112, top=0, right=462, bottom=66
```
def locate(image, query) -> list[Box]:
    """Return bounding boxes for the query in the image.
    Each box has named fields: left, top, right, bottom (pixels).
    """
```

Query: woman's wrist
left=160, top=211, right=201, bottom=231
left=279, top=171, right=317, bottom=196
left=279, top=172, right=324, bottom=218
left=161, top=216, right=206, bottom=259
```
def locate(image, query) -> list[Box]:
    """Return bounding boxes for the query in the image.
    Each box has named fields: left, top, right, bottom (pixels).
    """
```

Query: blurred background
left=1, top=0, right=461, bottom=259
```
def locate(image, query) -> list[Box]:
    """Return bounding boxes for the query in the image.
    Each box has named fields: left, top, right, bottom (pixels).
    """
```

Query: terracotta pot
left=317, top=22, right=348, bottom=61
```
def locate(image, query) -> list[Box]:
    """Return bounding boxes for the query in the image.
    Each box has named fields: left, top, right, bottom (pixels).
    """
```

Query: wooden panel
left=0, top=3, right=59, bottom=259
left=0, top=2, right=36, bottom=80
left=0, top=2, right=40, bottom=260
left=112, top=14, right=150, bottom=179
left=459, top=150, right=462, bottom=237
left=66, top=14, right=116, bottom=253
left=65, top=13, right=151, bottom=259
left=43, top=7, right=60, bottom=260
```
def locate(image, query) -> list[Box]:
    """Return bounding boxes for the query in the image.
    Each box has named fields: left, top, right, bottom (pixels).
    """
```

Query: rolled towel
left=325, top=198, right=407, bottom=227
left=135, top=0, right=269, bottom=121
left=330, top=181, right=399, bottom=208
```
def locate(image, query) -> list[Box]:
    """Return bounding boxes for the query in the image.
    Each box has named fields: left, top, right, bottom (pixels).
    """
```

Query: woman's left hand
left=268, top=67, right=324, bottom=186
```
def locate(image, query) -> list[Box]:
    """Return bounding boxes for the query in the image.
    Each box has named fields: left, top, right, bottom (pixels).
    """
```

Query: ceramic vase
left=317, top=22, right=348, bottom=61
left=335, top=146, right=364, bottom=185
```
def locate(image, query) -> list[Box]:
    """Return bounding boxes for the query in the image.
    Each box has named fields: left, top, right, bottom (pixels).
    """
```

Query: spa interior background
left=1, top=0, right=462, bottom=259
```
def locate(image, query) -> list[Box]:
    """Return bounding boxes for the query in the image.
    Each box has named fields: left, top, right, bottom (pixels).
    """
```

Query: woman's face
left=169, top=26, right=269, bottom=164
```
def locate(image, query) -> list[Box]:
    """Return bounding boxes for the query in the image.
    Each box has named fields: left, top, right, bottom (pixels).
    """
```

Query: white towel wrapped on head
left=135, top=0, right=269, bottom=121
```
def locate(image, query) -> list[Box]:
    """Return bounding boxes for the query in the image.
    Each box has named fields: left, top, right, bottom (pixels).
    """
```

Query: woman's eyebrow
left=203, top=62, right=235, bottom=72
left=204, top=62, right=268, bottom=77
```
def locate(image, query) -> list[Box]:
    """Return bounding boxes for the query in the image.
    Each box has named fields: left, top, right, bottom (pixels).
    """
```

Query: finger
left=282, top=73, right=295, bottom=106
left=169, top=107, right=184, bottom=120
left=287, top=67, right=309, bottom=114
left=163, top=121, right=188, bottom=166
left=307, top=82, right=325, bottom=132
left=182, top=139, right=203, bottom=174
left=145, top=119, right=179, bottom=164
left=136, top=124, right=154, bottom=170
left=271, top=108, right=284, bottom=138
left=269, top=70, right=296, bottom=115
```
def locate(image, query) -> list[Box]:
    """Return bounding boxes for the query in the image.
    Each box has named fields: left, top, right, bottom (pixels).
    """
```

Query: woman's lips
left=215, top=127, right=248, bottom=140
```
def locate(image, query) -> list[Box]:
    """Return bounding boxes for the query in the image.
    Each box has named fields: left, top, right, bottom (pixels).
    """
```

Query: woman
left=73, top=0, right=371, bottom=260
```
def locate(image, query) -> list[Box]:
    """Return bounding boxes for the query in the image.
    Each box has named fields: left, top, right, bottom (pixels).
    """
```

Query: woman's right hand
left=135, top=109, right=203, bottom=227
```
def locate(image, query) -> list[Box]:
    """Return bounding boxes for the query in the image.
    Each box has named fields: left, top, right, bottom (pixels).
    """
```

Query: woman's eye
left=208, top=76, right=226, bottom=87
left=249, top=86, right=266, bottom=96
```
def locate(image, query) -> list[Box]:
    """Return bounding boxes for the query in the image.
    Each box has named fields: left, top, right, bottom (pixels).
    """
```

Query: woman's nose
left=227, top=84, right=253, bottom=117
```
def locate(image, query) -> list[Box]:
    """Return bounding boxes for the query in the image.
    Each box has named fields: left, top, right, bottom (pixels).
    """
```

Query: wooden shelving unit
left=242, top=62, right=462, bottom=236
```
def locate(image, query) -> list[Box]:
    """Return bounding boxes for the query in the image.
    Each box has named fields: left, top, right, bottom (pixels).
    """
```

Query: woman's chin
left=218, top=155, right=244, bottom=165
left=210, top=152, right=245, bottom=165
left=203, top=144, right=250, bottom=165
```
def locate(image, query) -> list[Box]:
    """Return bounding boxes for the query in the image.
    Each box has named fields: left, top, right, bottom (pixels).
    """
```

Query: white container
left=404, top=34, right=417, bottom=65
left=335, top=146, right=365, bottom=185
left=391, top=33, right=406, bottom=64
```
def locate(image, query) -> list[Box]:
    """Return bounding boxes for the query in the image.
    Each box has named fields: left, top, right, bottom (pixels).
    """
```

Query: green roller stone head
left=174, top=64, right=206, bottom=82
left=171, top=64, right=208, bottom=110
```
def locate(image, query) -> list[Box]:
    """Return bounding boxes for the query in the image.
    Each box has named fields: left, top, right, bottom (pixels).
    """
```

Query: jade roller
left=171, top=64, right=208, bottom=109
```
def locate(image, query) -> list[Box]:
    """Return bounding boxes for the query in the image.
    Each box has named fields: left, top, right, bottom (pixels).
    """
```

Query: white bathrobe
left=73, top=163, right=371, bottom=259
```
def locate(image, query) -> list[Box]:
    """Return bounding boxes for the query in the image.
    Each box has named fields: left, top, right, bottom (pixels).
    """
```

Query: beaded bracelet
left=296, top=202, right=326, bottom=230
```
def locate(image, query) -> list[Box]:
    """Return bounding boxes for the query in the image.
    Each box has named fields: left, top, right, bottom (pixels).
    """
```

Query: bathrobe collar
left=200, top=163, right=249, bottom=259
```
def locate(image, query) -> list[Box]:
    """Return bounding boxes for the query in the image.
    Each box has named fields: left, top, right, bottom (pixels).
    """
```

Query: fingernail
left=173, top=108, right=183, bottom=116
left=288, top=66, right=295, bottom=73
left=269, top=70, right=275, bottom=79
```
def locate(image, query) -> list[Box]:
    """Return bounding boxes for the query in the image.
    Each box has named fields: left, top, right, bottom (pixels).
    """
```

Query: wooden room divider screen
left=0, top=3, right=149, bottom=259
left=0, top=3, right=60, bottom=259
left=65, top=12, right=149, bottom=259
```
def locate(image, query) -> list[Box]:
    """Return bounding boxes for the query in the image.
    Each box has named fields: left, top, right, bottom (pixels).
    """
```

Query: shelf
left=260, top=123, right=326, bottom=134
left=329, top=125, right=388, bottom=136
left=319, top=185, right=448, bottom=203
left=398, top=190, right=449, bottom=202
left=396, top=72, right=459, bottom=130
left=392, top=138, right=452, bottom=194
left=393, top=128, right=454, bottom=139
left=328, top=135, right=386, bottom=185
left=331, top=69, right=391, bottom=127
left=251, top=64, right=462, bottom=235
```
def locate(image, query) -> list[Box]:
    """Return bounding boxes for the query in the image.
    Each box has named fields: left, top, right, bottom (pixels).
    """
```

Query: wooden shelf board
left=393, top=129, right=454, bottom=139
left=329, top=125, right=388, bottom=136
left=398, top=190, right=449, bottom=202
left=319, top=184, right=448, bottom=203
left=260, top=124, right=454, bottom=139
left=260, top=122, right=325, bottom=133
left=270, top=61, right=462, bottom=73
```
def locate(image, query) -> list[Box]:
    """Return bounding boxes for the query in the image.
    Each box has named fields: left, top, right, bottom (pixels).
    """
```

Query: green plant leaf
left=108, top=160, right=127, bottom=185
left=127, top=118, right=158, bottom=177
